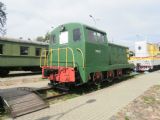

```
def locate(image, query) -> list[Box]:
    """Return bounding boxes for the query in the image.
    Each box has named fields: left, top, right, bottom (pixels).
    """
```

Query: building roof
left=0, top=37, right=48, bottom=46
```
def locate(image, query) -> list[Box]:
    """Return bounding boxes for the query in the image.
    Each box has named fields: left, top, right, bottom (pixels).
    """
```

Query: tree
left=36, top=32, right=50, bottom=43
left=36, top=36, right=45, bottom=42
left=0, top=2, right=7, bottom=35
left=44, top=32, right=50, bottom=43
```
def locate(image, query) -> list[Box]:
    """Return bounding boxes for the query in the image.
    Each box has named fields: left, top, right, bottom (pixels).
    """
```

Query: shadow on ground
left=35, top=99, right=96, bottom=120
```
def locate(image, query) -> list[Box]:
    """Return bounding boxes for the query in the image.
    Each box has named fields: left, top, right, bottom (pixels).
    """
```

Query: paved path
left=7, top=71, right=160, bottom=120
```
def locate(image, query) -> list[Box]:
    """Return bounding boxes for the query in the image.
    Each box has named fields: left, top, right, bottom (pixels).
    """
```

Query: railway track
left=18, top=86, right=71, bottom=101
left=35, top=86, right=70, bottom=101
left=44, top=92, right=69, bottom=100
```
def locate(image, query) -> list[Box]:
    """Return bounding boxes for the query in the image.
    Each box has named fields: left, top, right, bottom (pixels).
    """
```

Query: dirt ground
left=110, top=85, right=160, bottom=120
left=0, top=74, right=49, bottom=89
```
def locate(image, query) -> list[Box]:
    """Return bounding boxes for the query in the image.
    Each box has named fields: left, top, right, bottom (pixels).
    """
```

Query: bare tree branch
left=0, top=2, right=7, bottom=35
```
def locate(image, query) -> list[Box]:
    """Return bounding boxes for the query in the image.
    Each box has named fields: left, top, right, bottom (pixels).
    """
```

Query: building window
left=20, top=46, right=29, bottom=55
left=73, top=28, right=81, bottom=41
left=35, top=48, right=41, bottom=56
left=0, top=44, right=3, bottom=54
left=138, top=46, right=141, bottom=50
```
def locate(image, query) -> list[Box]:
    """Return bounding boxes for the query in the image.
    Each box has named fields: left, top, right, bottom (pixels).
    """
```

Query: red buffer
left=42, top=66, right=75, bottom=83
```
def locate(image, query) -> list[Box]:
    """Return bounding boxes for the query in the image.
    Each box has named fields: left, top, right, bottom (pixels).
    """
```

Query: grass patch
left=125, top=116, right=130, bottom=120
left=143, top=96, right=156, bottom=104
left=39, top=78, right=48, bottom=81
left=0, top=110, right=9, bottom=120
left=154, top=85, right=160, bottom=90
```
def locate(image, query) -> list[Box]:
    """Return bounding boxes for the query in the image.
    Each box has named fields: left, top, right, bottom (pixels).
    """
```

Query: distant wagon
left=0, top=37, right=48, bottom=76
left=129, top=41, right=160, bottom=71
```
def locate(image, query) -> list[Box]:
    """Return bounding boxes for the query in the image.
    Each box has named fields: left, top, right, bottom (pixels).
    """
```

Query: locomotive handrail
left=40, top=50, right=46, bottom=67
left=40, top=50, right=50, bottom=67
left=40, top=52, right=42, bottom=67
left=67, top=47, right=75, bottom=67
left=66, top=48, right=68, bottom=67
left=40, top=47, right=75, bottom=68
left=50, top=49, right=52, bottom=66
left=76, top=48, right=85, bottom=69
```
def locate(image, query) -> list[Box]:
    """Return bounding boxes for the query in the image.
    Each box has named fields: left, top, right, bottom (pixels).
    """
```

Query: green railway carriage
left=0, top=37, right=48, bottom=76
left=41, top=23, right=133, bottom=86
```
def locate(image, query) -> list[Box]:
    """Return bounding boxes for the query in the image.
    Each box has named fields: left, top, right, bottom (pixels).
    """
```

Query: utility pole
left=89, top=15, right=96, bottom=25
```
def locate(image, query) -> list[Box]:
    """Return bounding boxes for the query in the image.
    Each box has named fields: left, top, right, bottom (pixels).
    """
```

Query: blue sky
left=2, top=0, right=160, bottom=49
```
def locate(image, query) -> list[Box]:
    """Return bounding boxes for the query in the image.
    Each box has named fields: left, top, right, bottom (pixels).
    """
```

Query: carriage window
left=59, top=31, right=68, bottom=44
left=35, top=48, right=41, bottom=56
left=73, top=28, right=81, bottom=41
left=0, top=44, right=3, bottom=54
left=20, top=46, right=29, bottom=55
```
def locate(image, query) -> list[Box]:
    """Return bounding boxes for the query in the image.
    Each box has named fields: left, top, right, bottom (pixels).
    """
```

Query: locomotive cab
left=41, top=23, right=87, bottom=85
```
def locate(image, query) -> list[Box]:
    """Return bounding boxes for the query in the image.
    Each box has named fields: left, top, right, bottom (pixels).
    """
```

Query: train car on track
left=129, top=41, right=160, bottom=71
left=40, top=23, right=134, bottom=87
left=0, top=37, right=48, bottom=76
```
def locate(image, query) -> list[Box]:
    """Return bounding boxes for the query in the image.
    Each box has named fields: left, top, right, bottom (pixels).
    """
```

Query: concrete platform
left=6, top=70, right=160, bottom=120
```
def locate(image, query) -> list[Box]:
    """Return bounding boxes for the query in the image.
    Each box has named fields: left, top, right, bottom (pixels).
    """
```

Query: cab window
left=50, top=34, right=56, bottom=44
left=73, top=28, right=81, bottom=41
left=0, top=44, right=3, bottom=54
left=97, top=33, right=105, bottom=43
left=20, top=46, right=29, bottom=55
left=87, top=28, right=105, bottom=43
left=59, top=31, right=68, bottom=44
left=88, top=30, right=97, bottom=42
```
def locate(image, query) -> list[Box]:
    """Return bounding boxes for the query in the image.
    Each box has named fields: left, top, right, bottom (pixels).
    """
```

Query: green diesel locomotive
left=41, top=23, right=133, bottom=86
left=0, top=37, right=48, bottom=76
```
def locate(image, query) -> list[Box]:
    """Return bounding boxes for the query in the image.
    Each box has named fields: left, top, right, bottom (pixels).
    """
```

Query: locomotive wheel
left=116, top=70, right=123, bottom=79
left=93, top=72, right=103, bottom=85
left=107, top=71, right=114, bottom=83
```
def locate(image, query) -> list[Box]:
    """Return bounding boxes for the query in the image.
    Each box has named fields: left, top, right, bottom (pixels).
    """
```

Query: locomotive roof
left=55, top=22, right=106, bottom=34
left=0, top=37, right=48, bottom=46
left=108, top=42, right=128, bottom=48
